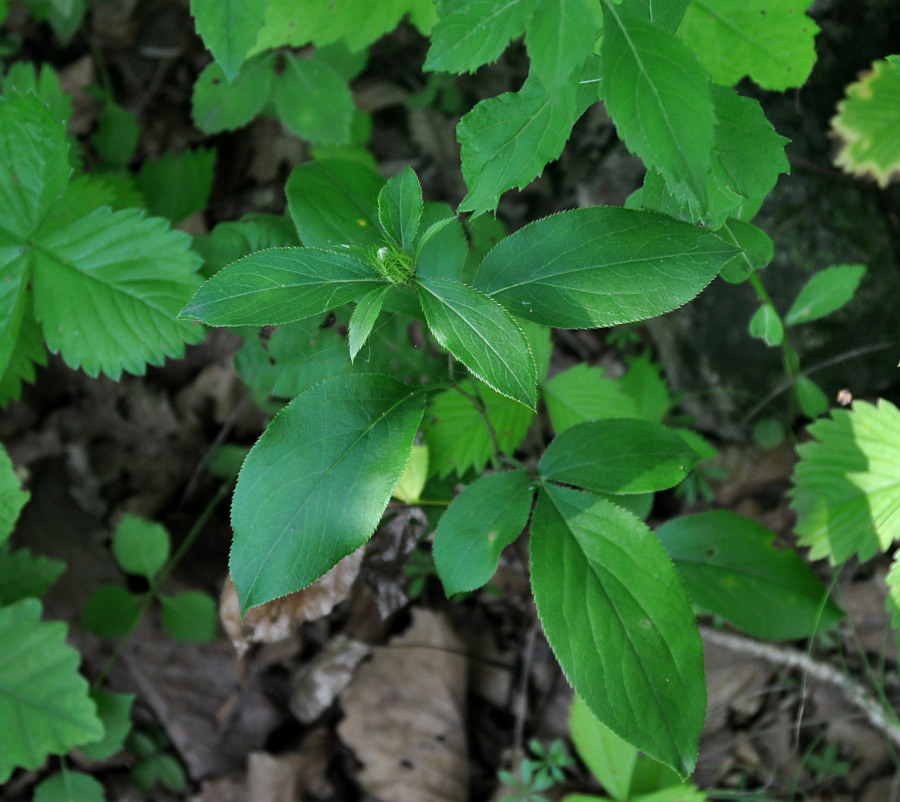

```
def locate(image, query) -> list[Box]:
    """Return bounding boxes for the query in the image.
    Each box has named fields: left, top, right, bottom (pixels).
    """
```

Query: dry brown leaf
left=220, top=549, right=364, bottom=657
left=247, top=752, right=306, bottom=802
left=289, top=635, right=372, bottom=723
left=338, top=608, right=468, bottom=802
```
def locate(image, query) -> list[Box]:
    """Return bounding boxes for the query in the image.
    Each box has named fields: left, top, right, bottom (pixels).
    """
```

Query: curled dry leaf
left=289, top=634, right=372, bottom=723
left=338, top=608, right=469, bottom=802
left=220, top=548, right=363, bottom=657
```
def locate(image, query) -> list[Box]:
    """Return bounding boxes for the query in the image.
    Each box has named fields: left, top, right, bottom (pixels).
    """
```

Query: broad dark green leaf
left=0, top=253, right=30, bottom=382
left=81, top=585, right=144, bottom=639
left=601, top=0, right=714, bottom=204
left=192, top=55, right=277, bottom=134
left=378, top=167, right=423, bottom=251
left=190, top=0, right=267, bottom=80
left=273, top=53, right=353, bottom=145
left=425, top=0, right=538, bottom=74
left=415, top=277, right=536, bottom=408
left=181, top=247, right=385, bottom=326
left=196, top=214, right=300, bottom=277
left=416, top=203, right=468, bottom=281
left=231, top=374, right=425, bottom=609
left=543, top=364, right=640, bottom=434
left=433, top=470, right=535, bottom=595
left=525, top=0, right=600, bottom=88
left=785, top=264, right=867, bottom=326
left=286, top=159, right=385, bottom=249
left=531, top=484, right=705, bottom=776
left=656, top=511, right=843, bottom=639
left=0, top=599, right=103, bottom=782
left=474, top=207, right=738, bottom=328
left=539, top=419, right=699, bottom=494
left=349, top=285, right=391, bottom=360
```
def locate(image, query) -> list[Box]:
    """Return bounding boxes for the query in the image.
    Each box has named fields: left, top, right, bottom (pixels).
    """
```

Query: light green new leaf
left=190, top=0, right=267, bottom=81
left=160, top=591, right=218, bottom=643
left=475, top=207, right=738, bottom=328
left=0, top=547, right=65, bottom=604
left=531, top=485, right=705, bottom=776
left=0, top=444, right=28, bottom=544
left=415, top=277, right=536, bottom=409
left=784, top=264, right=867, bottom=325
left=525, top=0, right=601, bottom=89
left=349, top=285, right=391, bottom=361
left=748, top=303, right=783, bottom=347
left=678, top=0, right=819, bottom=91
left=378, top=167, right=423, bottom=251
left=433, top=470, right=535, bottom=595
left=0, top=599, right=103, bottom=782
left=192, top=55, right=277, bottom=134
left=273, top=53, right=354, bottom=145
left=543, top=364, right=640, bottom=435
left=539, top=419, right=699, bottom=494
left=231, top=374, right=425, bottom=609
left=657, top=511, right=843, bottom=639
left=79, top=689, right=134, bottom=761
left=791, top=399, right=900, bottom=563
left=457, top=75, right=581, bottom=215
left=832, top=56, right=900, bottom=188
left=32, top=208, right=204, bottom=379
left=569, top=694, right=638, bottom=801
left=112, top=514, right=170, bottom=579
left=181, top=247, right=385, bottom=327
left=286, top=159, right=385, bottom=249
left=425, top=0, right=538, bottom=74
left=136, top=147, right=216, bottom=223
left=601, top=0, right=714, bottom=204
left=391, top=444, right=428, bottom=503
left=33, top=771, right=105, bottom=802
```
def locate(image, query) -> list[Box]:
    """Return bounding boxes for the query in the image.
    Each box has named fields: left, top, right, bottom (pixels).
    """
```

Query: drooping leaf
left=190, top=0, right=267, bottom=80
left=657, top=511, right=843, bottom=639
left=748, top=303, right=783, bottom=347
left=111, top=514, right=170, bottom=580
left=474, top=207, right=737, bottom=328
left=0, top=599, right=103, bottom=782
left=135, top=147, right=216, bottom=223
left=273, top=53, right=354, bottom=145
left=181, top=247, right=385, bottom=327
left=33, top=771, right=105, bottom=802
left=569, top=694, right=638, bottom=801
left=32, top=208, right=204, bottom=378
left=543, top=364, right=639, bottom=435
left=600, top=0, right=714, bottom=204
left=539, top=419, right=699, bottom=494
left=784, top=264, right=867, bottom=326
left=791, top=399, right=900, bottom=563
left=81, top=585, right=144, bottom=639
left=524, top=0, right=601, bottom=89
left=378, top=167, right=423, bottom=251
left=0, top=444, right=29, bottom=544
left=831, top=56, right=900, bottom=188
left=0, top=546, right=65, bottom=604
left=231, top=374, right=425, bottom=609
left=349, top=285, right=391, bottom=361
left=415, top=276, right=537, bottom=408
left=531, top=484, right=705, bottom=775
left=678, top=0, right=820, bottom=91
left=424, top=0, right=538, bottom=74
left=433, top=470, right=535, bottom=595
left=159, top=591, right=218, bottom=643
left=79, top=689, right=134, bottom=761
left=192, top=55, right=277, bottom=134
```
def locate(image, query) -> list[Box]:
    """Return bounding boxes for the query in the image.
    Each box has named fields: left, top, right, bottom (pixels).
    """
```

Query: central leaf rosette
left=372, top=243, right=416, bottom=284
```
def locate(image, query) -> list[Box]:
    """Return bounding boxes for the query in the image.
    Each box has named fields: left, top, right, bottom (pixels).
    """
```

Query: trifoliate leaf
left=136, top=147, right=217, bottom=223
left=273, top=53, right=354, bottom=145
left=0, top=444, right=28, bottom=544
left=192, top=55, right=277, bottom=134
left=791, top=399, right=900, bottom=563
left=0, top=599, right=103, bottom=782
left=190, top=0, right=267, bottom=80
left=784, top=264, right=867, bottom=325
left=678, top=0, right=819, bottom=91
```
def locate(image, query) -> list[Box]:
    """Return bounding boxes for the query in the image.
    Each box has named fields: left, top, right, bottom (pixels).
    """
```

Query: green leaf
left=530, top=485, right=705, bottom=775
left=0, top=298, right=46, bottom=406
left=525, top=0, right=601, bottom=89
left=0, top=444, right=28, bottom=544
left=159, top=591, right=218, bottom=643
left=415, top=206, right=468, bottom=281
left=349, top=285, right=391, bottom=361
left=79, top=689, right=134, bottom=761
left=433, top=470, right=535, bottom=595
left=192, top=55, right=277, bottom=134
left=832, top=56, right=900, bottom=188
left=457, top=74, right=581, bottom=215
left=639, top=0, right=689, bottom=32
left=424, top=0, right=538, bottom=74
left=748, top=303, right=783, bottom=347
left=657, top=511, right=843, bottom=639
left=391, top=444, right=429, bottom=503
left=378, top=167, right=423, bottom=252
left=111, top=514, right=170, bottom=579
left=475, top=207, right=737, bottom=328
left=415, top=277, right=537, bottom=408
left=0, top=546, right=65, bottom=604
left=82, top=585, right=144, bottom=638
left=543, top=364, right=639, bottom=435
left=33, top=208, right=204, bottom=379
left=718, top=219, right=774, bottom=284
left=231, top=374, right=425, bottom=609
left=886, top=550, right=900, bottom=649
left=569, top=694, right=637, bottom=801
left=93, top=100, right=140, bottom=168
left=286, top=159, right=385, bottom=249
left=273, top=53, right=353, bottom=145
left=135, top=147, right=216, bottom=223
left=1, top=62, right=72, bottom=124
left=795, top=374, right=829, bottom=419
left=678, top=0, right=819, bottom=91
left=539, top=419, right=699, bottom=494
left=181, top=247, right=384, bottom=327
left=600, top=0, right=714, bottom=204
left=33, top=771, right=105, bottom=802
left=423, top=380, right=535, bottom=478
left=196, top=214, right=300, bottom=277
left=784, top=264, right=867, bottom=326
left=619, top=352, right=675, bottom=423
left=791, top=399, right=900, bottom=563
left=190, top=0, right=267, bottom=80
left=0, top=599, right=103, bottom=782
